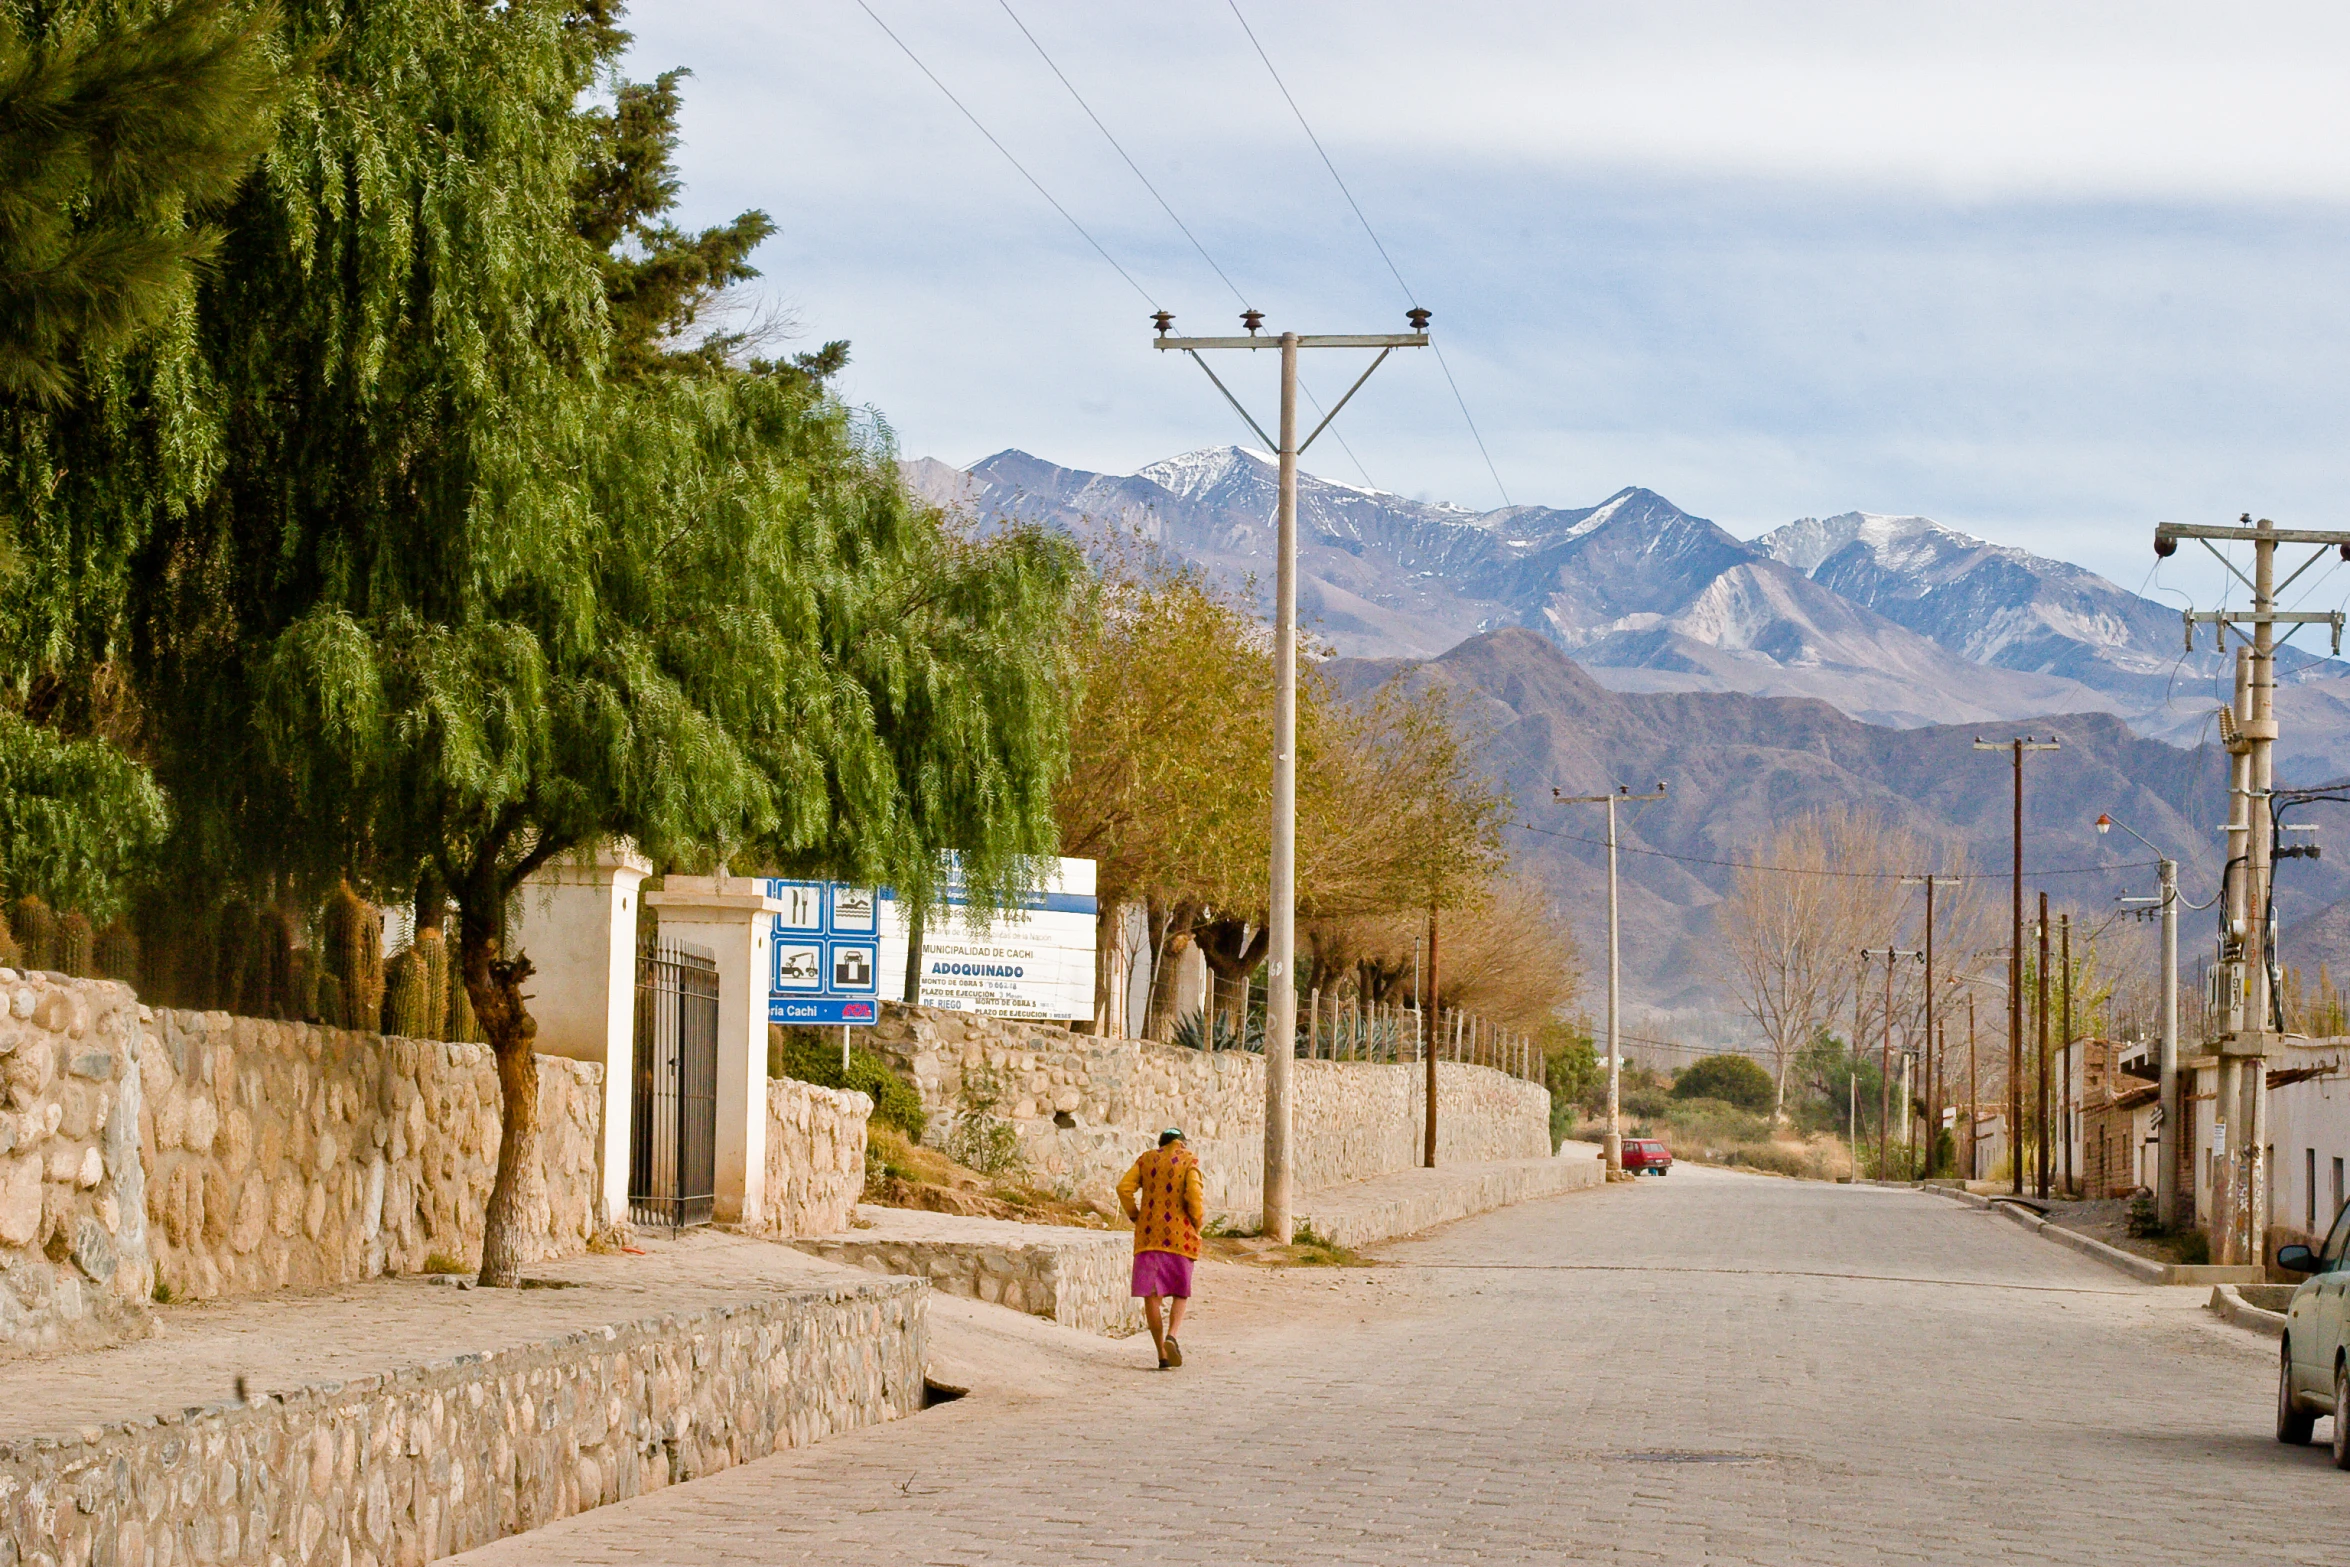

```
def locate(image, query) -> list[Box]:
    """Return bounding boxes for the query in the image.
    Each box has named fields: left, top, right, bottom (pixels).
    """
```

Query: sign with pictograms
left=762, top=859, right=1098, bottom=1025
left=765, top=878, right=881, bottom=1026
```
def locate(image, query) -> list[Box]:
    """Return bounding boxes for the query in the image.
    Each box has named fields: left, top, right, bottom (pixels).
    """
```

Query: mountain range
left=907, top=447, right=2350, bottom=1035
left=906, top=446, right=2350, bottom=777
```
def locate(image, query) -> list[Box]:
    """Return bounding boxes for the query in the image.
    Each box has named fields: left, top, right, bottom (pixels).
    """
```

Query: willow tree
left=0, top=0, right=285, bottom=912
left=57, top=0, right=1075, bottom=1285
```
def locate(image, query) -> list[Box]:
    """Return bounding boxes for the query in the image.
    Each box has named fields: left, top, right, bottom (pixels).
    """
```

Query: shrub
left=769, top=1028, right=928, bottom=1142
left=944, top=1061, right=1024, bottom=1176
left=1673, top=1053, right=1775, bottom=1113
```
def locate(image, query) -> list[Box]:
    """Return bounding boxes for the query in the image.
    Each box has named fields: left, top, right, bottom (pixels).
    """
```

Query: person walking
left=1117, top=1127, right=1205, bottom=1369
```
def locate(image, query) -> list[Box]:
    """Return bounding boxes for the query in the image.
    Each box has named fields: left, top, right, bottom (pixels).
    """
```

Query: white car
left=2277, top=1209, right=2350, bottom=1461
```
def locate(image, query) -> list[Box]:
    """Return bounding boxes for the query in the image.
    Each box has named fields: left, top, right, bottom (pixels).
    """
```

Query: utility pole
left=1423, top=909, right=1439, bottom=1167
left=1967, top=992, right=1978, bottom=1182
left=1901, top=874, right=1960, bottom=1177
left=1861, top=946, right=1922, bottom=1179
left=1155, top=308, right=1429, bottom=1244
left=1975, top=735, right=2060, bottom=1194
left=1556, top=783, right=1669, bottom=1177
left=2103, top=813, right=2182, bottom=1229
left=2060, top=912, right=2074, bottom=1196
left=2153, top=514, right=2350, bottom=1263
left=2036, top=892, right=2052, bottom=1199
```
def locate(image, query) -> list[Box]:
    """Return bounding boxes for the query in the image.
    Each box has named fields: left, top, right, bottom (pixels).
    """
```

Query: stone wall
left=866, top=1004, right=1552, bottom=1218
left=141, top=1009, right=603, bottom=1301
left=759, top=1078, right=871, bottom=1239
left=0, top=1274, right=926, bottom=1566
left=791, top=1206, right=1141, bottom=1334
left=0, top=972, right=153, bottom=1359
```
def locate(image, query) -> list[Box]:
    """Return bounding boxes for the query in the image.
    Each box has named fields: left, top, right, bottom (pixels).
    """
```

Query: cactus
left=322, top=882, right=383, bottom=1030
left=93, top=920, right=139, bottom=983
left=214, top=898, right=255, bottom=1014
left=257, top=906, right=296, bottom=1018
left=287, top=945, right=320, bottom=1021
left=315, top=971, right=346, bottom=1030
left=10, top=896, right=56, bottom=973
left=0, top=904, right=17, bottom=968
left=415, top=928, right=451, bottom=1040
left=56, top=911, right=94, bottom=977
left=446, top=951, right=479, bottom=1042
left=382, top=945, right=433, bottom=1038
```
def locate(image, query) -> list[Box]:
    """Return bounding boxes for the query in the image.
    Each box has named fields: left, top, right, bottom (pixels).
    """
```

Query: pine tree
left=0, top=0, right=287, bottom=402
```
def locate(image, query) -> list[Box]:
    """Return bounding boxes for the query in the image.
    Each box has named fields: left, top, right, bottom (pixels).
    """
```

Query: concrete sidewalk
left=1295, top=1143, right=1604, bottom=1249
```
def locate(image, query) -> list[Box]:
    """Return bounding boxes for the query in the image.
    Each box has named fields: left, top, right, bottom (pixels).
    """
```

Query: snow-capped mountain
left=907, top=446, right=2350, bottom=770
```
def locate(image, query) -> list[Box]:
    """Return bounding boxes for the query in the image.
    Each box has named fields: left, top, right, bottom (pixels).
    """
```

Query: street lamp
left=2096, top=813, right=2181, bottom=1228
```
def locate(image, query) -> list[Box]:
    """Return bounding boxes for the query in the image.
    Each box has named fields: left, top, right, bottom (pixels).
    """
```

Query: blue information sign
left=765, top=879, right=882, bottom=1027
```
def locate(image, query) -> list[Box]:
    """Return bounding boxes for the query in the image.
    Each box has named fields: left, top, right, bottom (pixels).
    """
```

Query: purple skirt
left=1131, top=1250, right=1195, bottom=1298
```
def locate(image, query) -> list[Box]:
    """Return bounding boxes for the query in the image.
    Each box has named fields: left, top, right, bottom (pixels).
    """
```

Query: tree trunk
left=1143, top=902, right=1193, bottom=1041
left=461, top=897, right=541, bottom=1289
left=1195, top=915, right=1268, bottom=1041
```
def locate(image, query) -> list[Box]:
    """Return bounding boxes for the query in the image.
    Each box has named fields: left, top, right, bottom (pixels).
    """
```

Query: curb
left=2207, top=1284, right=2288, bottom=1339
left=1926, top=1184, right=2265, bottom=1286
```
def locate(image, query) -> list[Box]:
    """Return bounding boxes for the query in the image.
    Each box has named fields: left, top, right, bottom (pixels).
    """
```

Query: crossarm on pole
left=1183, top=349, right=1275, bottom=450
left=1298, top=348, right=1391, bottom=454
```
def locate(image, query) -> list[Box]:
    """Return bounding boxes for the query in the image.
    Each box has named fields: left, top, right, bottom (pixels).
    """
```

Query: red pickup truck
left=1622, top=1138, right=1673, bottom=1176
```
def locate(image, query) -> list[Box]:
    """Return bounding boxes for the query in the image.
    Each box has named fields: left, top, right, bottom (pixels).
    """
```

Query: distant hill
left=1322, top=629, right=2346, bottom=1036
left=908, top=445, right=2350, bottom=774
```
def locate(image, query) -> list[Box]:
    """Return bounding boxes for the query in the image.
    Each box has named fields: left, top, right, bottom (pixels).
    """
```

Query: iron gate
left=630, top=938, right=719, bottom=1229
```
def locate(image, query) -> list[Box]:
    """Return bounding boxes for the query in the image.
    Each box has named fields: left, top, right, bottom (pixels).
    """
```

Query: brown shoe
left=1164, top=1336, right=1183, bottom=1368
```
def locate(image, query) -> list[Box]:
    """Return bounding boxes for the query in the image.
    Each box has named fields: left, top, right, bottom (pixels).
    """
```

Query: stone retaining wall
left=0, top=972, right=153, bottom=1359
left=791, top=1206, right=1140, bottom=1334
left=141, top=1009, right=603, bottom=1301
left=759, top=1079, right=871, bottom=1239
left=866, top=1004, right=1551, bottom=1219
left=0, top=1274, right=925, bottom=1566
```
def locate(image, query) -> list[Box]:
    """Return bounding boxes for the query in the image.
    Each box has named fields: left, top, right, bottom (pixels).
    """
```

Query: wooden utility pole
left=1975, top=735, right=2059, bottom=1194
left=1154, top=308, right=1428, bottom=1243
left=1424, top=909, right=1440, bottom=1167
left=1967, top=993, right=1978, bottom=1182
left=1556, top=783, right=1668, bottom=1177
left=2060, top=912, right=2074, bottom=1196
left=1860, top=946, right=1921, bottom=1179
left=1901, top=874, right=1960, bottom=1177
left=2037, top=891, right=2052, bottom=1199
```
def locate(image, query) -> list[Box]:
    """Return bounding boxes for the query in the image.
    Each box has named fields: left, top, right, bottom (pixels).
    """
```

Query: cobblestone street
left=458, top=1167, right=2331, bottom=1565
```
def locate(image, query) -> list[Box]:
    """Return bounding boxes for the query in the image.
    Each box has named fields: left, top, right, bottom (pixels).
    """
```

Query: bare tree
left=1713, top=808, right=1917, bottom=1120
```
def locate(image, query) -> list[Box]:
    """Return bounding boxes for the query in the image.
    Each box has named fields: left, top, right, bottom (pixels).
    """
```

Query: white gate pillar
left=510, top=842, right=650, bottom=1229
left=644, top=874, right=781, bottom=1227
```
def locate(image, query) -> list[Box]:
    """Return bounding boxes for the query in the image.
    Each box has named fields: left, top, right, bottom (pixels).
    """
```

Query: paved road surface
left=457, top=1166, right=2330, bottom=1565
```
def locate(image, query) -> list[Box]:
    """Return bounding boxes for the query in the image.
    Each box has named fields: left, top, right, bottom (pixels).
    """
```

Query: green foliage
left=1169, top=1006, right=1259, bottom=1053
left=1542, top=1021, right=1599, bottom=1150
left=0, top=0, right=288, bottom=404
left=944, top=1062, right=1023, bottom=1177
left=1672, top=1053, right=1776, bottom=1113
left=0, top=712, right=166, bottom=918
left=768, top=1028, right=926, bottom=1142
left=573, top=69, right=783, bottom=379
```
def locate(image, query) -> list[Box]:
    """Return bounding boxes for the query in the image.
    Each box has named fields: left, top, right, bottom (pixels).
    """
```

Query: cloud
left=619, top=0, right=2350, bottom=607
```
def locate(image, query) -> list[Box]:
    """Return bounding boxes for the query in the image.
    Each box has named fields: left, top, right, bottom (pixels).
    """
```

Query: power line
left=994, top=0, right=1377, bottom=487
left=995, top=0, right=1244, bottom=308
left=1511, top=819, right=2155, bottom=882
left=853, top=0, right=1155, bottom=307
left=1224, top=0, right=1513, bottom=509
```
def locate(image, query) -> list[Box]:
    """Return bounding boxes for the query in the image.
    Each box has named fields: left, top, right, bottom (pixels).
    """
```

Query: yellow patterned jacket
left=1117, top=1142, right=1205, bottom=1259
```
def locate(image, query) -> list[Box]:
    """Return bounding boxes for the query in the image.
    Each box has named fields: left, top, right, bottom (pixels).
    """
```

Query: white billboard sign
left=883, top=857, right=1096, bottom=1022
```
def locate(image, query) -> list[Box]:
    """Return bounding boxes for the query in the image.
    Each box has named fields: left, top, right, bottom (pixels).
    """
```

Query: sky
left=619, top=1, right=2350, bottom=609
